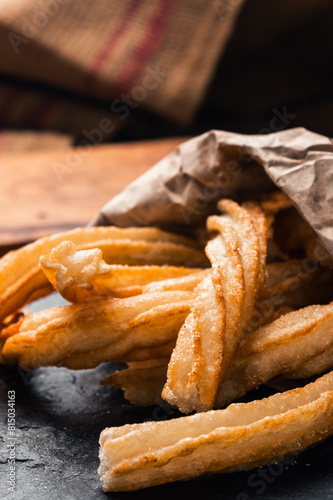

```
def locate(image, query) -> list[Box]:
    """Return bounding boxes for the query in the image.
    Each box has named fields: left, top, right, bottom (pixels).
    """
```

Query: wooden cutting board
left=0, top=137, right=185, bottom=251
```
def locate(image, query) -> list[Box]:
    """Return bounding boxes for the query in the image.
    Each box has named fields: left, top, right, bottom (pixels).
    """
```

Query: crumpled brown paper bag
left=90, top=128, right=333, bottom=259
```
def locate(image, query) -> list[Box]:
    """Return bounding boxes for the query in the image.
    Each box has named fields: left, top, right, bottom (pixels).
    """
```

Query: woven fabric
left=0, top=0, right=244, bottom=155
left=1, top=0, right=332, bottom=157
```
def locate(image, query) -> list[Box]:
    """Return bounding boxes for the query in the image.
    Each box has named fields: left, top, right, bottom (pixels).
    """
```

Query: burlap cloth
left=1, top=0, right=332, bottom=156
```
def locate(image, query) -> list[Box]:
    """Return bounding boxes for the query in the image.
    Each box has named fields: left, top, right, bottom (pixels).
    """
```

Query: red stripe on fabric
left=33, top=99, right=62, bottom=129
left=113, top=0, right=178, bottom=94
left=84, top=0, right=143, bottom=92
left=0, top=91, right=22, bottom=127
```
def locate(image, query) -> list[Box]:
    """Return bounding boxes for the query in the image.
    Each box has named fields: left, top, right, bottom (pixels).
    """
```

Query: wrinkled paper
left=90, top=128, right=333, bottom=258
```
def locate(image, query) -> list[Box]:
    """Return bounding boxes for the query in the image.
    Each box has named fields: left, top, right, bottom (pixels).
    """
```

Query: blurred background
left=1, top=0, right=332, bottom=156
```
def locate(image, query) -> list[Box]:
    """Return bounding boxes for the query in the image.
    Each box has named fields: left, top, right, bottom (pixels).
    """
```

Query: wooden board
left=0, top=137, right=185, bottom=248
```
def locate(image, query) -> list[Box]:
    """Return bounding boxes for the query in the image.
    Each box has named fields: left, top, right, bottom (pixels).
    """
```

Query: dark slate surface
left=1, top=295, right=333, bottom=500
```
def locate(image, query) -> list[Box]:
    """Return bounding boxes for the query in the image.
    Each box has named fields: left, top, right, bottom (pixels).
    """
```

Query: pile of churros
left=1, top=192, right=333, bottom=492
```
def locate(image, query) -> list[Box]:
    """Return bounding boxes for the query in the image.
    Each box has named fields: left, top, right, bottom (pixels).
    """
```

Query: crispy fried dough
left=162, top=272, right=226, bottom=413
left=163, top=200, right=265, bottom=413
left=93, top=239, right=208, bottom=267
left=104, top=304, right=333, bottom=409
left=215, top=199, right=263, bottom=331
left=163, top=218, right=245, bottom=413
left=1, top=291, right=193, bottom=371
left=99, top=371, right=333, bottom=491
left=284, top=345, right=333, bottom=380
left=101, top=359, right=169, bottom=407
left=242, top=201, right=268, bottom=293
left=40, top=241, right=207, bottom=302
left=216, top=303, right=333, bottom=407
left=2, top=194, right=333, bottom=495
left=0, top=227, right=206, bottom=323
